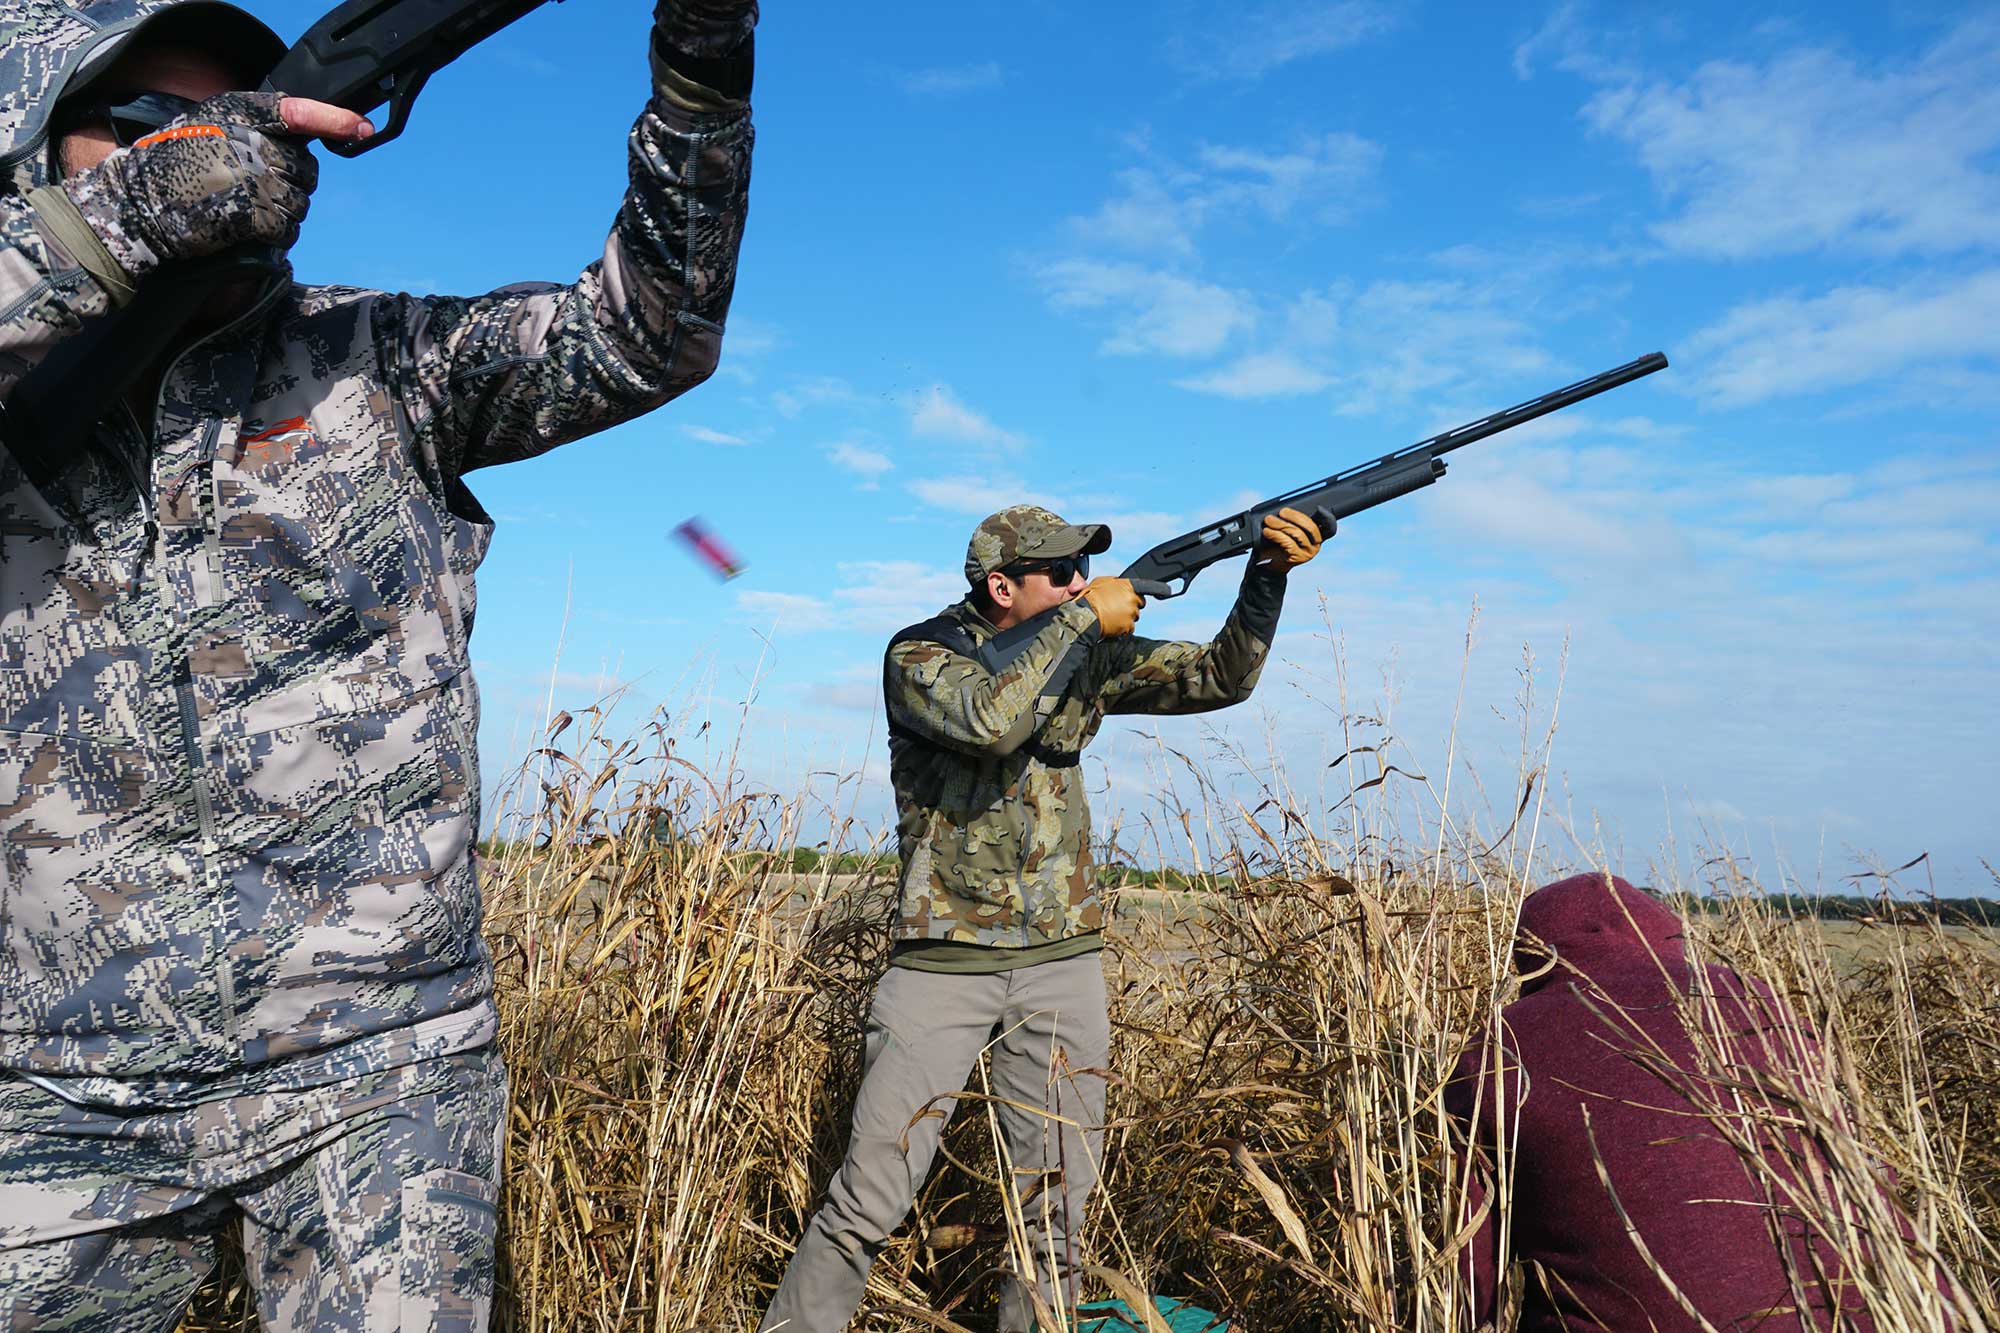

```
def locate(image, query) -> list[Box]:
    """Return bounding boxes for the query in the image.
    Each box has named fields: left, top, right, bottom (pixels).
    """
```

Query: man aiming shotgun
left=762, top=354, right=1665, bottom=1331
left=759, top=502, right=1329, bottom=1332
left=0, top=0, right=755, bottom=1326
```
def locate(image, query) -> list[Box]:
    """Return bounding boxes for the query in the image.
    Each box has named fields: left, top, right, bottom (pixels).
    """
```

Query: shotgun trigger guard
left=323, top=67, right=432, bottom=157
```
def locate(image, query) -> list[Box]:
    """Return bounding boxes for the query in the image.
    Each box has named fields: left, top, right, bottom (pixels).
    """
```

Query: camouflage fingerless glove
left=39, top=92, right=316, bottom=302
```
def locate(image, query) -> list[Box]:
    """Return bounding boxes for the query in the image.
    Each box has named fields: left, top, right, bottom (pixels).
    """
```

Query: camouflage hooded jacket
left=885, top=565, right=1288, bottom=950
left=0, top=0, right=751, bottom=1081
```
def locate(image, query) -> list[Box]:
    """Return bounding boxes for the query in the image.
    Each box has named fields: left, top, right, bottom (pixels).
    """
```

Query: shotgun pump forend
left=972, top=351, right=1669, bottom=679
left=263, top=0, right=562, bottom=157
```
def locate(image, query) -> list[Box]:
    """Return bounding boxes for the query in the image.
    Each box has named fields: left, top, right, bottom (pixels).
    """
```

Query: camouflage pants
left=0, top=1044, right=506, bottom=1332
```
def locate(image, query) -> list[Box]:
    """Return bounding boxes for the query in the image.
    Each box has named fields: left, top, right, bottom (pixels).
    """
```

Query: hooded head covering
left=1449, top=874, right=1887, bottom=1333
left=1513, top=871, right=1687, bottom=995
left=0, top=0, right=285, bottom=195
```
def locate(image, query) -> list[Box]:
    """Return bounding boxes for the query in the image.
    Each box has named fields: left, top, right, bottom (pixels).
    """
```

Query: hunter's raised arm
left=387, top=1, right=756, bottom=480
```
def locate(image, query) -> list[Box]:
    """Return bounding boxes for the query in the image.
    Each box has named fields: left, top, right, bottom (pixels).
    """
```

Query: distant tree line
left=479, top=836, right=2000, bottom=927
left=1664, top=892, right=1999, bottom=927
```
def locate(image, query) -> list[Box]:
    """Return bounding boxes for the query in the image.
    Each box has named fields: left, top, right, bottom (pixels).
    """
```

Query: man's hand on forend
left=1253, top=506, right=1332, bottom=570
left=60, top=92, right=370, bottom=287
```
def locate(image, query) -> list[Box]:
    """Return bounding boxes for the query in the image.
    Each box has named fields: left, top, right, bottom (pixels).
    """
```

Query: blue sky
left=255, top=0, right=1997, bottom=893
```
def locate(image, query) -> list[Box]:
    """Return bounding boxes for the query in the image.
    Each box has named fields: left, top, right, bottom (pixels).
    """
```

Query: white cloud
left=1512, top=0, right=1640, bottom=84
left=900, top=62, right=1003, bottom=95
left=908, top=475, right=1056, bottom=516
left=1046, top=131, right=1385, bottom=387
left=828, top=442, right=893, bottom=488
left=1321, top=279, right=1560, bottom=415
left=737, top=590, right=835, bottom=632
left=773, top=376, right=868, bottom=419
left=736, top=562, right=968, bottom=636
left=1068, top=134, right=1383, bottom=260
left=908, top=386, right=1025, bottom=447
left=1424, top=469, right=1657, bottom=565
left=1515, top=190, right=1607, bottom=220
left=1732, top=527, right=1987, bottom=569
left=1091, top=510, right=1187, bottom=547
left=1071, top=168, right=1201, bottom=260
left=1430, top=435, right=2000, bottom=593
left=1040, top=258, right=1578, bottom=412
left=1684, top=797, right=1748, bottom=825
left=806, top=679, right=881, bottom=713
left=718, top=315, right=781, bottom=358
left=682, top=425, right=749, bottom=447
left=1167, top=1, right=1401, bottom=81
left=1577, top=18, right=2000, bottom=259
left=1176, top=351, right=1332, bottom=399
left=1040, top=260, right=1255, bottom=358
left=828, top=561, right=970, bottom=629
left=905, top=482, right=1176, bottom=547
left=1679, top=268, right=2000, bottom=406
left=1196, top=133, right=1383, bottom=221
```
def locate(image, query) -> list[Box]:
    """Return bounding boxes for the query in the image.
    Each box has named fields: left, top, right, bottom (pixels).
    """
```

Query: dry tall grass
left=180, top=700, right=1999, bottom=1332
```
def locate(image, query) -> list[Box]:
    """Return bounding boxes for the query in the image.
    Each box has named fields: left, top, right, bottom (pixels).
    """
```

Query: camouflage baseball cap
left=964, top=505, right=1112, bottom=584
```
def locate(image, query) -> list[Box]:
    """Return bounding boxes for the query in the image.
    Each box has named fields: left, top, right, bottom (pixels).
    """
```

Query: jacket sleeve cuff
left=652, top=6, right=755, bottom=107
left=26, top=185, right=137, bottom=307
left=653, top=40, right=753, bottom=111
left=1061, top=597, right=1104, bottom=643
left=1235, top=562, right=1288, bottom=644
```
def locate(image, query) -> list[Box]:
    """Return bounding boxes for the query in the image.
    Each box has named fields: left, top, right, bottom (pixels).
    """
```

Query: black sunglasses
left=73, top=91, right=203, bottom=148
left=1002, top=553, right=1089, bottom=585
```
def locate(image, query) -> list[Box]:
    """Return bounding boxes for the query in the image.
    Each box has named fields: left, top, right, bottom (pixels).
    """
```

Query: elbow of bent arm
left=665, top=310, right=727, bottom=393
left=973, top=709, right=1036, bottom=758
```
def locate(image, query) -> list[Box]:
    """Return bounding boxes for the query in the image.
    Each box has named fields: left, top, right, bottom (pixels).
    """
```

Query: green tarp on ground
left=1074, top=1296, right=1229, bottom=1333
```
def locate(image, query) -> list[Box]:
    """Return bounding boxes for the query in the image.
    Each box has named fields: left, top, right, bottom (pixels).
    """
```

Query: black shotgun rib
left=1, top=0, right=560, bottom=480
left=978, top=351, right=1670, bottom=677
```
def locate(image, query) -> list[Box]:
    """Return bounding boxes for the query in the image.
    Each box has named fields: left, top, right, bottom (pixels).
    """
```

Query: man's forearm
left=888, top=600, right=1102, bottom=757
left=576, top=9, right=755, bottom=413
left=403, top=5, right=756, bottom=476
left=1098, top=564, right=1287, bottom=716
left=1177, top=562, right=1286, bottom=704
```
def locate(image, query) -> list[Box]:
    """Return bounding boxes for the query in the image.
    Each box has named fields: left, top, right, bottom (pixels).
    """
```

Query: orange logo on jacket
left=240, top=416, right=315, bottom=465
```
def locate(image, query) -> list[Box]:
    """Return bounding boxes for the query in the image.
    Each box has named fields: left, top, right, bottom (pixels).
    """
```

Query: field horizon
left=173, top=694, right=1997, bottom=1332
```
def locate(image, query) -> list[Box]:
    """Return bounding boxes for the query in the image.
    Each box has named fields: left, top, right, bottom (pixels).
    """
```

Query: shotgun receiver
left=976, top=352, right=1670, bottom=675
left=2, top=0, right=560, bottom=484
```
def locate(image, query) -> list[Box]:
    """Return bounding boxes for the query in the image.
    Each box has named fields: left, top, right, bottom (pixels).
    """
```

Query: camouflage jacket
left=884, top=566, right=1288, bottom=949
left=0, top=0, right=751, bottom=1079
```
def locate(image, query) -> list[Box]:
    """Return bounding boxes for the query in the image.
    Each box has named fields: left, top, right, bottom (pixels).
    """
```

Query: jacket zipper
left=141, top=274, right=289, bottom=1052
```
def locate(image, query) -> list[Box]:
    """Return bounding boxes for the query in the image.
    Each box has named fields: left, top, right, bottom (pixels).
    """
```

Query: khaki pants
left=760, top=951, right=1111, bottom=1333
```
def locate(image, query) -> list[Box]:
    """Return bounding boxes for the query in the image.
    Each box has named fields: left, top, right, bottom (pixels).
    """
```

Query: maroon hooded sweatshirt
left=1445, top=874, right=1878, bottom=1331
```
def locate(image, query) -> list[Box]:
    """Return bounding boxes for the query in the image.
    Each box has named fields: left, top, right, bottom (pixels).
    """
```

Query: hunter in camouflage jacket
left=0, top=0, right=752, bottom=1086
left=885, top=563, right=1287, bottom=951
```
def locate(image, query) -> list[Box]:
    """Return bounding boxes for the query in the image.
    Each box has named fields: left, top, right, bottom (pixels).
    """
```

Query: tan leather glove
left=1081, top=576, right=1143, bottom=637
left=1254, top=506, right=1330, bottom=569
